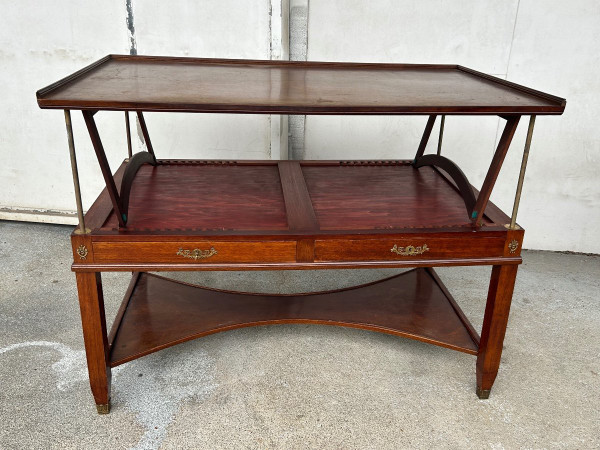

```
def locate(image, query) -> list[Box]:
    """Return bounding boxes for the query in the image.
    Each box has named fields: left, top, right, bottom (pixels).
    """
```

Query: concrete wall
left=305, top=0, right=600, bottom=253
left=1, top=1, right=598, bottom=253
left=0, top=0, right=274, bottom=221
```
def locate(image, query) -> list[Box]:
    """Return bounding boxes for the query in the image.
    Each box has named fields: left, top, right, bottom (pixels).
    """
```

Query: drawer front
left=93, top=241, right=296, bottom=264
left=314, top=238, right=505, bottom=262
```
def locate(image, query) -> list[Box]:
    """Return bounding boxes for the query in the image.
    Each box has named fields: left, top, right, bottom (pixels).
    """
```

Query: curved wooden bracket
left=119, top=151, right=158, bottom=224
left=413, top=154, right=476, bottom=217
left=412, top=115, right=521, bottom=225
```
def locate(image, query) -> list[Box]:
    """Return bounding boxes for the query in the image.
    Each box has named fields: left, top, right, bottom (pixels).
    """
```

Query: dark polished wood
left=37, top=55, right=565, bottom=411
left=414, top=115, right=437, bottom=160
left=82, top=111, right=125, bottom=227
left=36, top=55, right=566, bottom=115
left=476, top=264, right=519, bottom=398
left=75, top=272, right=111, bottom=413
left=73, top=257, right=523, bottom=273
left=66, top=157, right=526, bottom=409
left=305, top=163, right=489, bottom=229
left=473, top=116, right=520, bottom=224
left=413, top=154, right=476, bottom=216
left=102, top=161, right=489, bottom=231
left=313, top=237, right=504, bottom=262
left=107, top=272, right=140, bottom=348
left=110, top=269, right=479, bottom=366
left=426, top=267, right=480, bottom=347
left=72, top=159, right=521, bottom=274
left=118, top=151, right=157, bottom=224
left=105, top=162, right=289, bottom=231
left=82, top=162, right=127, bottom=230
left=278, top=161, right=319, bottom=231
left=93, top=241, right=297, bottom=264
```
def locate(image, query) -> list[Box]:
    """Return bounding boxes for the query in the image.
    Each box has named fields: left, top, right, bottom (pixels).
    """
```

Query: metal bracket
left=437, top=115, right=445, bottom=156
left=64, top=110, right=87, bottom=234
left=509, top=115, right=536, bottom=229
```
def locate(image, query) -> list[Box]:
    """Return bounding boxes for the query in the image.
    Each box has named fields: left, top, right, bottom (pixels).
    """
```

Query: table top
left=76, top=160, right=522, bottom=271
left=89, top=160, right=507, bottom=235
left=37, top=55, right=565, bottom=115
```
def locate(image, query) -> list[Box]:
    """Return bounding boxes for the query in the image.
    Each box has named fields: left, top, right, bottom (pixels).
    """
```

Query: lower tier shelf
left=108, top=268, right=480, bottom=367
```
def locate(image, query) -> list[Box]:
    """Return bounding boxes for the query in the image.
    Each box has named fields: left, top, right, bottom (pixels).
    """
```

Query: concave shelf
left=109, top=268, right=480, bottom=366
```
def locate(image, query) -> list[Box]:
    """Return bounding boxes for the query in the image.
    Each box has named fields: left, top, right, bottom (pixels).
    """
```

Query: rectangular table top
left=78, top=160, right=521, bottom=271
left=37, top=55, right=565, bottom=115
left=91, top=160, right=505, bottom=235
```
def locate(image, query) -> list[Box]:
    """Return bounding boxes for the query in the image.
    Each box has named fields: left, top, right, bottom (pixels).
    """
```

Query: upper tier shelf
left=36, top=55, right=565, bottom=115
left=91, top=160, right=504, bottom=234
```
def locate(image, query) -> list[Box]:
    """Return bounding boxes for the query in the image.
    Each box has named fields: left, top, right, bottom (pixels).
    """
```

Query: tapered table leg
left=75, top=272, right=112, bottom=414
left=476, top=264, right=518, bottom=399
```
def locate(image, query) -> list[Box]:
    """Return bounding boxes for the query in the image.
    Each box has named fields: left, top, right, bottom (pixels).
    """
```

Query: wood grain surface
left=302, top=164, right=487, bottom=230
left=103, top=163, right=288, bottom=231
left=109, top=269, right=480, bottom=366
left=100, top=161, right=492, bottom=231
left=37, top=55, right=565, bottom=114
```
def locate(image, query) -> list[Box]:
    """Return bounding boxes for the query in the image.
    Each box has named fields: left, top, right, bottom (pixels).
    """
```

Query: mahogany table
left=37, top=55, right=565, bottom=413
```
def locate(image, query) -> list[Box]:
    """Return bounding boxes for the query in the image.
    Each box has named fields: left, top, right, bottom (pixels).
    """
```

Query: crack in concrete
left=125, top=0, right=137, bottom=56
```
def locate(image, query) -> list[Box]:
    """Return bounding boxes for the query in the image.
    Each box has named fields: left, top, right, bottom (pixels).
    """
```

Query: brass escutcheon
left=390, top=244, right=429, bottom=256
left=176, top=247, right=217, bottom=260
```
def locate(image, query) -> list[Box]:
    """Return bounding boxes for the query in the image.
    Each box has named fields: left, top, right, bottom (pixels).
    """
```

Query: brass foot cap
left=96, top=403, right=110, bottom=414
left=476, top=387, right=491, bottom=399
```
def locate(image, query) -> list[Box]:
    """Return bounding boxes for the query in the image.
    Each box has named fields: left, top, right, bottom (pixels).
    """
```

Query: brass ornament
left=508, top=240, right=519, bottom=253
left=96, top=403, right=110, bottom=414
left=390, top=244, right=429, bottom=256
left=76, top=245, right=88, bottom=260
left=177, top=247, right=217, bottom=260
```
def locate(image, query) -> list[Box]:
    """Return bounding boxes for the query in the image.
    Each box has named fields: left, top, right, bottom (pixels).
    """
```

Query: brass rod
left=510, top=115, right=536, bottom=229
left=437, top=115, right=445, bottom=155
left=64, top=110, right=87, bottom=234
left=125, top=111, right=133, bottom=159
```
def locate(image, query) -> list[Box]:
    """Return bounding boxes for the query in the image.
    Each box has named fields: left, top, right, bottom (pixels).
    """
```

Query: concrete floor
left=0, top=221, right=599, bottom=449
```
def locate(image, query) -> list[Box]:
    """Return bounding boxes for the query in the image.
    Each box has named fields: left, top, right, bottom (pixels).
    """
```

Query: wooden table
left=37, top=55, right=565, bottom=413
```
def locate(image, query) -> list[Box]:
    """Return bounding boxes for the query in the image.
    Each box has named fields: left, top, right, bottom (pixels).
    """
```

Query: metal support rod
left=509, top=115, right=536, bottom=229
left=125, top=111, right=133, bottom=159
left=437, top=115, right=445, bottom=155
left=64, top=110, right=87, bottom=234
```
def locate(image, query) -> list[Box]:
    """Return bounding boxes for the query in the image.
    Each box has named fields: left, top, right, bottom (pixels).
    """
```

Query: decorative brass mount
left=176, top=247, right=218, bottom=260
left=76, top=245, right=88, bottom=260
left=96, top=403, right=110, bottom=414
left=508, top=240, right=519, bottom=253
left=390, top=244, right=429, bottom=256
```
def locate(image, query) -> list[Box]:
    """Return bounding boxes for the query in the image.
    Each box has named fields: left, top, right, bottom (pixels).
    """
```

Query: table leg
left=75, top=272, right=112, bottom=414
left=476, top=264, right=518, bottom=399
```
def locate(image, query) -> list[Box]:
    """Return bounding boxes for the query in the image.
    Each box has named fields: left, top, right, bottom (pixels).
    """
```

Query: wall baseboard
left=0, top=207, right=79, bottom=226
